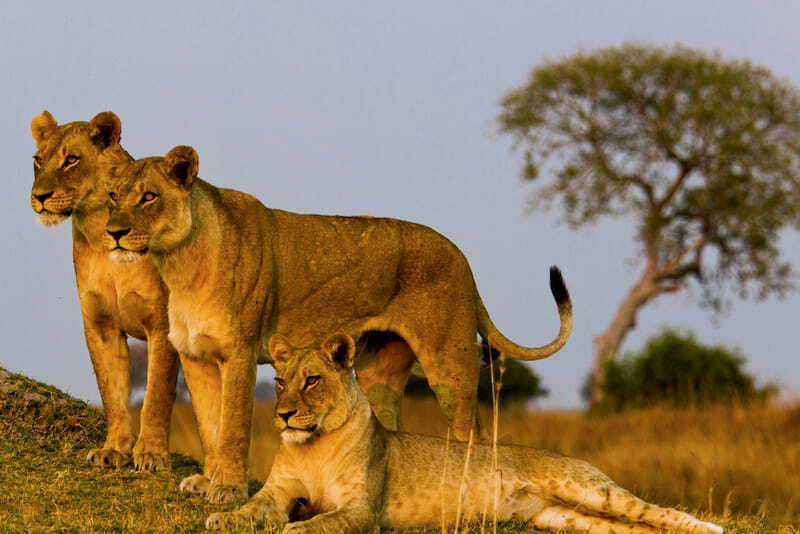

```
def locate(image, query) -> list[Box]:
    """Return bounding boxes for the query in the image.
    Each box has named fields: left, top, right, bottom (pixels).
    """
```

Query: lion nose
left=106, top=228, right=131, bottom=242
left=278, top=409, right=297, bottom=423
left=34, top=191, right=54, bottom=204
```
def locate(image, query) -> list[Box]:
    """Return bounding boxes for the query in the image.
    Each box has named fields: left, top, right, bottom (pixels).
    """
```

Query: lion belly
left=379, top=433, right=548, bottom=529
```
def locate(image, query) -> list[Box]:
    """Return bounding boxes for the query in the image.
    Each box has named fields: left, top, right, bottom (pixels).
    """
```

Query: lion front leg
left=133, top=332, right=179, bottom=472
left=207, top=501, right=287, bottom=532
left=179, top=353, right=223, bottom=497
left=283, top=509, right=378, bottom=534
left=206, top=479, right=294, bottom=531
left=283, top=480, right=380, bottom=534
left=206, top=353, right=256, bottom=504
left=206, top=499, right=286, bottom=532
left=82, top=314, right=134, bottom=469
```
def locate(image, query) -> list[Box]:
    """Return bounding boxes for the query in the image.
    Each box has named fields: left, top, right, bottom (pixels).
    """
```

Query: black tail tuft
left=549, top=266, right=570, bottom=306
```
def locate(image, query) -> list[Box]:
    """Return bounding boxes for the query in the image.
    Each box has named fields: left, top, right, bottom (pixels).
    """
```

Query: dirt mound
left=0, top=366, right=106, bottom=450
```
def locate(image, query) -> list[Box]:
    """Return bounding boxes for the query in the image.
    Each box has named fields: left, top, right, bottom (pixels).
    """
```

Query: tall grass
left=132, top=399, right=800, bottom=527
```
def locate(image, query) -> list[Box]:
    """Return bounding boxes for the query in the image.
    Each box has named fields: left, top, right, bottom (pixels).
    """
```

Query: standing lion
left=29, top=111, right=178, bottom=471
left=101, top=145, right=572, bottom=503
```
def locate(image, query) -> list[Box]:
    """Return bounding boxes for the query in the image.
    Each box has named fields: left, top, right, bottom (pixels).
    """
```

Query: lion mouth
left=280, top=423, right=319, bottom=444
left=286, top=424, right=317, bottom=433
left=109, top=247, right=148, bottom=264
left=37, top=210, right=71, bottom=227
left=38, top=207, right=72, bottom=215
left=113, top=245, right=148, bottom=254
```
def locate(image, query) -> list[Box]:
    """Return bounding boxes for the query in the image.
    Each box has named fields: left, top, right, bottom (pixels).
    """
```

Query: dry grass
left=0, top=367, right=225, bottom=533
left=136, top=397, right=800, bottom=530
left=3, top=364, right=796, bottom=532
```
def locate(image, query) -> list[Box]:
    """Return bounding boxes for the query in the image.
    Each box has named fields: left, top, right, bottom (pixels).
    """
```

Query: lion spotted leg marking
left=356, top=339, right=415, bottom=431
left=576, top=484, right=724, bottom=534
left=532, top=505, right=661, bottom=534
left=546, top=463, right=724, bottom=534
left=133, top=333, right=179, bottom=472
left=179, top=353, right=222, bottom=496
left=82, top=314, right=133, bottom=468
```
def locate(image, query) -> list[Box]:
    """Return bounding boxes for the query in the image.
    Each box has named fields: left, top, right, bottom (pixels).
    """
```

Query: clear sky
left=2, top=1, right=799, bottom=408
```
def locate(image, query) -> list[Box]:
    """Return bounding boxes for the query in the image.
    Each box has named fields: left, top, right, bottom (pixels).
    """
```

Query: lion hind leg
left=532, top=505, right=660, bottom=534
left=356, top=339, right=415, bottom=431
left=560, top=477, right=723, bottom=534
left=414, top=344, right=480, bottom=442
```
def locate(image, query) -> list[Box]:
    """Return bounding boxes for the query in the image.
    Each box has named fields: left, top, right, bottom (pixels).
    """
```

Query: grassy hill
left=0, top=367, right=794, bottom=533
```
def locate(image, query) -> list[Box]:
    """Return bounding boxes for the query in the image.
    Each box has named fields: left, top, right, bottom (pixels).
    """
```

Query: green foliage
left=499, top=44, right=800, bottom=310
left=587, top=329, right=777, bottom=413
left=406, top=357, right=548, bottom=408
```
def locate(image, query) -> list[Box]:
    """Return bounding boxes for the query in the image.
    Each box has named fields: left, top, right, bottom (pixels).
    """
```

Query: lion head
left=268, top=333, right=359, bottom=444
left=30, top=110, right=124, bottom=227
left=103, top=145, right=198, bottom=263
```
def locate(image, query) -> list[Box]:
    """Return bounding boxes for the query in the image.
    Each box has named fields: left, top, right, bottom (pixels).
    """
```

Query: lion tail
left=477, top=266, right=572, bottom=361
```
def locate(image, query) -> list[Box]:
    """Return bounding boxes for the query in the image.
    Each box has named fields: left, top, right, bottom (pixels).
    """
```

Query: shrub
left=587, top=329, right=776, bottom=413
left=406, top=357, right=548, bottom=409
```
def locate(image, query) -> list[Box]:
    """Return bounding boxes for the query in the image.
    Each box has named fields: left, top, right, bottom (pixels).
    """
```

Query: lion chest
left=167, top=296, right=234, bottom=360
left=77, top=260, right=163, bottom=340
left=292, top=451, right=360, bottom=513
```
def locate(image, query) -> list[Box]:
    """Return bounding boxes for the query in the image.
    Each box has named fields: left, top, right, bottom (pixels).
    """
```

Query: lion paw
left=205, top=511, right=238, bottom=530
left=206, top=483, right=247, bottom=504
left=86, top=448, right=131, bottom=469
left=133, top=450, right=169, bottom=472
left=282, top=522, right=309, bottom=534
left=180, top=474, right=211, bottom=496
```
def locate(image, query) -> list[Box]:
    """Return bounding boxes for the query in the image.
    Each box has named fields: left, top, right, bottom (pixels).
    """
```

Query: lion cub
left=205, top=334, right=724, bottom=534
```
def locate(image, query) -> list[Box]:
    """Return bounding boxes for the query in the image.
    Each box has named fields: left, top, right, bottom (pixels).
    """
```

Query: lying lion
left=206, top=333, right=724, bottom=534
left=29, top=111, right=178, bottom=471
left=101, top=145, right=572, bottom=503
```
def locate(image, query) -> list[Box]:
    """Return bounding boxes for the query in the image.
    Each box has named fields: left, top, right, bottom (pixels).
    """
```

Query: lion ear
left=89, top=111, right=122, bottom=149
left=322, top=333, right=356, bottom=370
left=163, top=145, right=198, bottom=189
left=268, top=334, right=293, bottom=364
left=31, top=110, right=57, bottom=147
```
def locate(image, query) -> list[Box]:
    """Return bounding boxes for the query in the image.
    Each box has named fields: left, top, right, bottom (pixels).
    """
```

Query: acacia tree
left=498, top=44, right=800, bottom=403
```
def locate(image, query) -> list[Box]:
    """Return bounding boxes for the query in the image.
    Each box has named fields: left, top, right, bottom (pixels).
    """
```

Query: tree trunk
left=591, top=271, right=660, bottom=404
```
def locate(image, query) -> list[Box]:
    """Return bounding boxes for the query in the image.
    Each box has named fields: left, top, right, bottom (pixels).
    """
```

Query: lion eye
left=32, top=155, right=42, bottom=168
left=141, top=192, right=158, bottom=204
left=304, top=376, right=320, bottom=389
left=108, top=192, right=118, bottom=202
left=274, top=378, right=285, bottom=391
left=63, top=155, right=80, bottom=168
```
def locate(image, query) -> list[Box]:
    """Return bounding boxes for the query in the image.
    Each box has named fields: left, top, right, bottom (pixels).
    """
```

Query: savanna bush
left=407, top=357, right=548, bottom=409
left=587, top=329, right=776, bottom=413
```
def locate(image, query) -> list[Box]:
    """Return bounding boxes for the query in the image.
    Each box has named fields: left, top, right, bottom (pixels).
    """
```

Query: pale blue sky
left=3, top=1, right=799, bottom=408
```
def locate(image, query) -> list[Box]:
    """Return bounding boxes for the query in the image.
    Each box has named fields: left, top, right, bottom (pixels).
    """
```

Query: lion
left=29, top=111, right=178, bottom=471
left=101, top=145, right=572, bottom=503
left=205, top=333, right=724, bottom=534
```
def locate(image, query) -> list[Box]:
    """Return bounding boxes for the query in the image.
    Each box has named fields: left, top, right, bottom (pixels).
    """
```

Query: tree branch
left=656, top=165, right=693, bottom=210
left=655, top=236, right=706, bottom=280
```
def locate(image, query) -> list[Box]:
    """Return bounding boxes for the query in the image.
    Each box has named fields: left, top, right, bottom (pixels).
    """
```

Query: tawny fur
left=29, top=111, right=178, bottom=472
left=101, top=145, right=572, bottom=503
left=206, top=334, right=724, bottom=534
